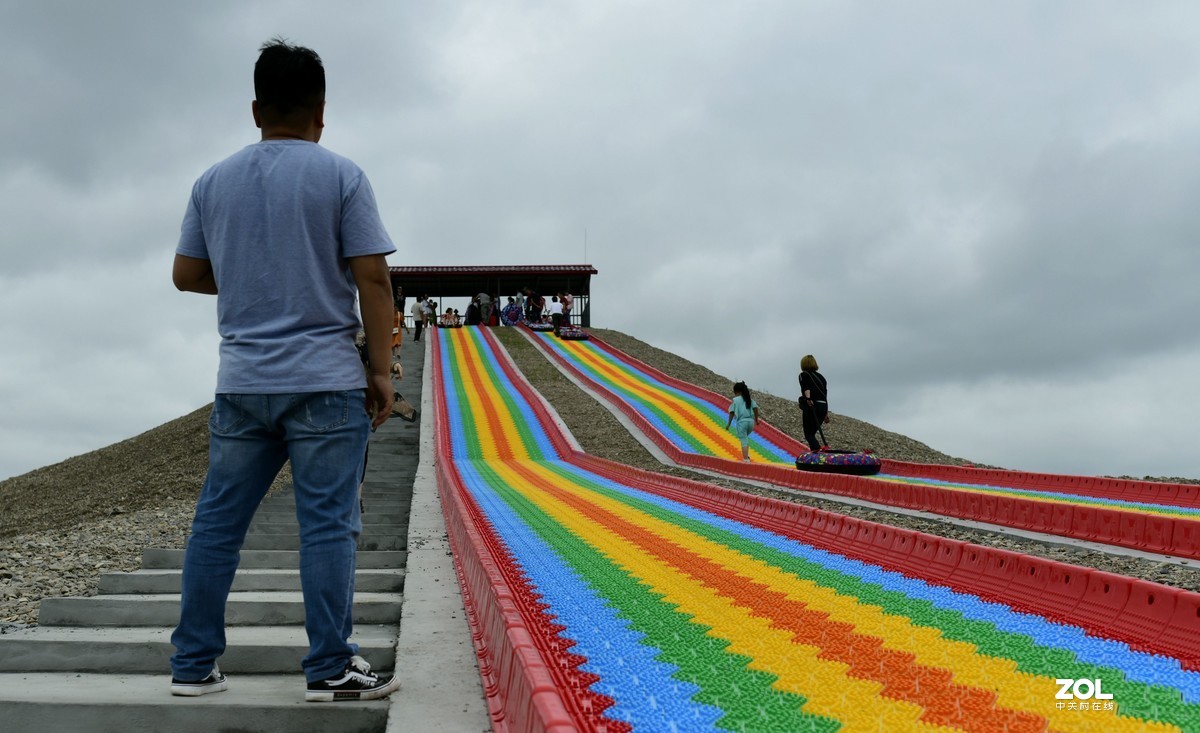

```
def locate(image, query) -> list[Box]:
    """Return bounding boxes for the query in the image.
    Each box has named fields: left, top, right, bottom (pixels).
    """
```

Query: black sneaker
left=305, top=655, right=400, bottom=702
left=170, top=664, right=228, bottom=696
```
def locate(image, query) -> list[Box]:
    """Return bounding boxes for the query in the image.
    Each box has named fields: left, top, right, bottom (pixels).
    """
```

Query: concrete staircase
left=0, top=340, right=428, bottom=733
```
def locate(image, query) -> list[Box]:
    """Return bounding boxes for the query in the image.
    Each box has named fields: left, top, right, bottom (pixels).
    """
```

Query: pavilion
left=388, top=264, right=597, bottom=326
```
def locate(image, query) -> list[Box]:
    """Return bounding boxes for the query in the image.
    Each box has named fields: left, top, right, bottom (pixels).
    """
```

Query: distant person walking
left=548, top=295, right=564, bottom=335
left=524, top=287, right=544, bottom=323
left=798, top=354, right=828, bottom=451
left=559, top=291, right=573, bottom=325
left=724, top=381, right=760, bottom=462
left=489, top=294, right=501, bottom=326
left=393, top=285, right=407, bottom=327
left=464, top=296, right=481, bottom=326
left=477, top=292, right=492, bottom=326
left=391, top=303, right=405, bottom=357
left=410, top=296, right=426, bottom=341
left=169, top=39, right=400, bottom=701
left=422, top=297, right=436, bottom=330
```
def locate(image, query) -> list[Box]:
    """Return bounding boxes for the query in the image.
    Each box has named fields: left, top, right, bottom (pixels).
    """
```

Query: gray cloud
left=2, top=1, right=1198, bottom=481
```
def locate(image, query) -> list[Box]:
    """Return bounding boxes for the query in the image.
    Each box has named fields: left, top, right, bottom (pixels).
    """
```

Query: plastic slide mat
left=521, top=330, right=1200, bottom=560
left=431, top=325, right=1200, bottom=732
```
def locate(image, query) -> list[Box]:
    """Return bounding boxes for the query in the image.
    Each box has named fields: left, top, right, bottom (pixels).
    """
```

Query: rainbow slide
left=521, top=330, right=1200, bottom=561
left=432, top=325, right=1200, bottom=732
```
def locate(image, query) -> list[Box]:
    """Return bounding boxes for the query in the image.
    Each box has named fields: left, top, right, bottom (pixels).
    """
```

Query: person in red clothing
left=523, top=287, right=544, bottom=323
left=559, top=291, right=573, bottom=326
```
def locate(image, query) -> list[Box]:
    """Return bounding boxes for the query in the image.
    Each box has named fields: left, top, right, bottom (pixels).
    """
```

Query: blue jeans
left=734, top=417, right=755, bottom=447
left=170, top=391, right=369, bottom=684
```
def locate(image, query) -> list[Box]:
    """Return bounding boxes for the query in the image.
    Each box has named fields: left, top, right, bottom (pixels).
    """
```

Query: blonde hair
left=800, top=354, right=819, bottom=372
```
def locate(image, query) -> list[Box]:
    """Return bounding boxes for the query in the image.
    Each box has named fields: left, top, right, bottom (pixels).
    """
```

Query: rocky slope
left=0, top=406, right=290, bottom=626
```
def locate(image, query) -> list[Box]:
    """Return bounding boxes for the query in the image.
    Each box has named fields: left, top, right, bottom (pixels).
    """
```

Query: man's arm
left=348, top=253, right=394, bottom=429
left=172, top=254, right=218, bottom=294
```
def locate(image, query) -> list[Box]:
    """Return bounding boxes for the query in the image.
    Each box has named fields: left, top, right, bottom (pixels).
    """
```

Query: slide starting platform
left=521, top=329, right=1200, bottom=561
left=433, top=326, right=1200, bottom=732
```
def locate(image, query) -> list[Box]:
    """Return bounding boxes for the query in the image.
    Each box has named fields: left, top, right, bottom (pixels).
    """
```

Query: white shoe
left=306, top=655, right=401, bottom=702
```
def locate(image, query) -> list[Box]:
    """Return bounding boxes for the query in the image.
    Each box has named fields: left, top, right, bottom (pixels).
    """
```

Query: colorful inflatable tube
left=796, top=448, right=883, bottom=475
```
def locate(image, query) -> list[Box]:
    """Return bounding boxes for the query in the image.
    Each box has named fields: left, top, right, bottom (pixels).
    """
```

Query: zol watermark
left=1055, top=679, right=1113, bottom=701
left=1054, top=679, right=1116, bottom=712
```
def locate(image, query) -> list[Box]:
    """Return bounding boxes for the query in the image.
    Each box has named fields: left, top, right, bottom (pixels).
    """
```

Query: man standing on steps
left=168, top=37, right=400, bottom=702
left=410, top=295, right=426, bottom=341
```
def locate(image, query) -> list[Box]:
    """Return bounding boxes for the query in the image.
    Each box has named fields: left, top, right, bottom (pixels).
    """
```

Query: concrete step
left=358, top=506, right=411, bottom=517
left=248, top=516, right=409, bottom=530
left=258, top=502, right=410, bottom=514
left=99, top=568, right=405, bottom=594
left=245, top=522, right=405, bottom=536
left=262, top=496, right=408, bottom=508
left=252, top=510, right=408, bottom=524
left=38, top=592, right=403, bottom=627
left=251, top=507, right=410, bottom=520
left=364, top=477, right=417, bottom=484
left=0, top=673, right=391, bottom=733
left=0, top=624, right=398, bottom=674
left=141, top=549, right=407, bottom=570
left=241, top=535, right=405, bottom=552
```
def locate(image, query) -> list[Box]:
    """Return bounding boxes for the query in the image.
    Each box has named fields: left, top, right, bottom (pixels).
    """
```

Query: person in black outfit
left=464, top=297, right=480, bottom=326
left=798, top=354, right=828, bottom=451
left=524, top=287, right=544, bottom=323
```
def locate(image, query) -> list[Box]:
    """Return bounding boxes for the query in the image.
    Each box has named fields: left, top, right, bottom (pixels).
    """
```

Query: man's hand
left=348, top=252, right=394, bottom=430
left=366, top=373, right=393, bottom=429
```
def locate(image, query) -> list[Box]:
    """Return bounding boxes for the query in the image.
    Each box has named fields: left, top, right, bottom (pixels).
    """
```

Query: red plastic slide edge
left=882, top=458, right=1200, bottom=509
left=525, top=330, right=1200, bottom=560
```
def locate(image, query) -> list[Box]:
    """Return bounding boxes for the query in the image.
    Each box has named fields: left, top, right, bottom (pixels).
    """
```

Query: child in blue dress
left=724, top=381, right=760, bottom=462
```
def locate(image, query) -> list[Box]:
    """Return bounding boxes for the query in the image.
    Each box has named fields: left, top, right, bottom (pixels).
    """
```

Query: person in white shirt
left=410, top=297, right=426, bottom=341
left=548, top=295, right=564, bottom=336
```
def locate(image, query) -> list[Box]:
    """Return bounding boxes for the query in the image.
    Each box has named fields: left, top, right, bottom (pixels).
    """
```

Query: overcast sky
left=2, top=1, right=1198, bottom=482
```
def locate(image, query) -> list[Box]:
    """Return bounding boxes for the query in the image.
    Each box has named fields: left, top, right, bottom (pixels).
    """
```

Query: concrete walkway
left=0, top=333, right=488, bottom=732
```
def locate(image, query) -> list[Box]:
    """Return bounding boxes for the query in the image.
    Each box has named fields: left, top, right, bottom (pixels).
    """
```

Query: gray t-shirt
left=177, top=140, right=396, bottom=393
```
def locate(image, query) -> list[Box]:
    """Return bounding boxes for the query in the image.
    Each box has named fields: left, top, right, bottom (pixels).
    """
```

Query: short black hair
left=254, top=37, right=325, bottom=118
